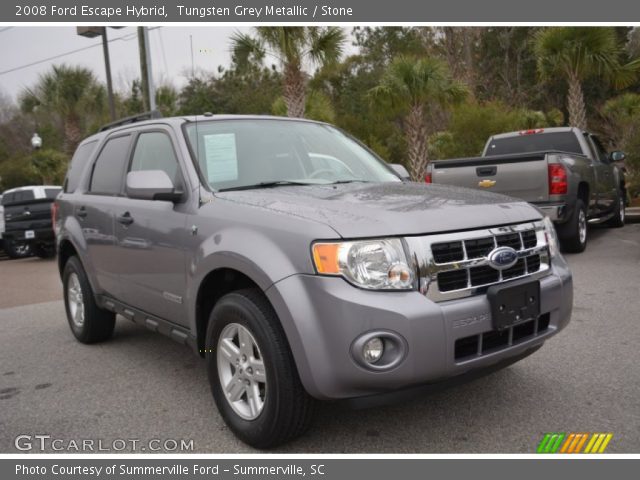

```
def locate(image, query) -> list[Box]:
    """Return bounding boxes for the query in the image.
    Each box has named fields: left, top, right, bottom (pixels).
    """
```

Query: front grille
left=454, top=313, right=551, bottom=361
left=419, top=221, right=551, bottom=301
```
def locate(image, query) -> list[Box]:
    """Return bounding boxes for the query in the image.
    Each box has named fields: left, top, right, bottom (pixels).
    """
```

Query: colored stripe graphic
left=538, top=433, right=613, bottom=453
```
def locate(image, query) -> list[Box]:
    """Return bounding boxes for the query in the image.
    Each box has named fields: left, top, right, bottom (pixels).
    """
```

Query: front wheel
left=605, top=193, right=625, bottom=228
left=205, top=289, right=316, bottom=449
left=34, top=243, right=56, bottom=259
left=557, top=199, right=588, bottom=253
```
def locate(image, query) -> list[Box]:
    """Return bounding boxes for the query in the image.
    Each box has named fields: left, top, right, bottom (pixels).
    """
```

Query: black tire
left=63, top=256, right=115, bottom=344
left=3, top=239, right=31, bottom=259
left=605, top=192, right=625, bottom=228
left=205, top=288, right=316, bottom=449
left=557, top=198, right=588, bottom=253
left=33, top=243, right=56, bottom=259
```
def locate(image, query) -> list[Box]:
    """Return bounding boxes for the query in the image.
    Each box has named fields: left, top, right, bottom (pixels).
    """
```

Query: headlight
left=312, top=238, right=414, bottom=290
left=542, top=216, right=560, bottom=258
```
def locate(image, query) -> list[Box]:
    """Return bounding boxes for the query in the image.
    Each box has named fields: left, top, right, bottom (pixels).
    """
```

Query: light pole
left=30, top=133, right=42, bottom=150
left=76, top=27, right=118, bottom=121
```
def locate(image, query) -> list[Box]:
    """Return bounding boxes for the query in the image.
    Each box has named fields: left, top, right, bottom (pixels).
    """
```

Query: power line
left=0, top=30, right=139, bottom=77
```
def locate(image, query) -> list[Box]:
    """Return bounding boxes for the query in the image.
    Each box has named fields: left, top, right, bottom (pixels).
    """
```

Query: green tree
left=19, top=64, right=106, bottom=155
left=231, top=27, right=345, bottom=118
left=534, top=27, right=636, bottom=130
left=369, top=56, right=467, bottom=181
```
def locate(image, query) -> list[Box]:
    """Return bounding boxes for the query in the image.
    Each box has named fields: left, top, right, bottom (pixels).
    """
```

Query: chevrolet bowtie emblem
left=478, top=179, right=496, bottom=188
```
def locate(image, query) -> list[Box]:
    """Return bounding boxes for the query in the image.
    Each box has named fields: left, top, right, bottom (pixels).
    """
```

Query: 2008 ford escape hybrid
left=55, top=114, right=573, bottom=448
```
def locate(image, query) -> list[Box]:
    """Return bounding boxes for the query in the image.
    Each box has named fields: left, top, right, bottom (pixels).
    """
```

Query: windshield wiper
left=328, top=179, right=372, bottom=185
left=218, top=180, right=316, bottom=192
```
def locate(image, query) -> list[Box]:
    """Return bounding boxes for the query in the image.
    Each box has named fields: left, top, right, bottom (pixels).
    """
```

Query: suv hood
left=215, top=182, right=541, bottom=238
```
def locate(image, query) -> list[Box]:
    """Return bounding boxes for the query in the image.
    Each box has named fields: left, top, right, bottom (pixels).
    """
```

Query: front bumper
left=266, top=256, right=573, bottom=401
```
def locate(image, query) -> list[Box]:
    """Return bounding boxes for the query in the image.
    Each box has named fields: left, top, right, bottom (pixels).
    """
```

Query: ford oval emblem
left=487, top=246, right=518, bottom=270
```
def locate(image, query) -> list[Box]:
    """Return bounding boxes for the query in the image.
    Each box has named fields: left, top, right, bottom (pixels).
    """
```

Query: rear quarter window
left=65, top=140, right=98, bottom=193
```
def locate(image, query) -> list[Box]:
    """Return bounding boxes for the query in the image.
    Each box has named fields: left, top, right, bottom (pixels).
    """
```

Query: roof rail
left=99, top=110, right=163, bottom=132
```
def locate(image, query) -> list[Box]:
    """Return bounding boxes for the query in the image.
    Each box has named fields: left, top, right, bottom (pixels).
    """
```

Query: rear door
left=112, top=128, right=189, bottom=324
left=80, top=133, right=133, bottom=297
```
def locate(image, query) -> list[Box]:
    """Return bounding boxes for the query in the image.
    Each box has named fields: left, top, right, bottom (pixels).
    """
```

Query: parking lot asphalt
left=0, top=223, right=639, bottom=453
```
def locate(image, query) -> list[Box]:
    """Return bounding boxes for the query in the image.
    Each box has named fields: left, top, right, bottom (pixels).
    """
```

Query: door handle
left=76, top=206, right=87, bottom=218
left=476, top=166, right=497, bottom=177
left=117, top=212, right=134, bottom=226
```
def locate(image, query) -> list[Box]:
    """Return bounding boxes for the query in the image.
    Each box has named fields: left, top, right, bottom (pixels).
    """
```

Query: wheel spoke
left=225, top=373, right=246, bottom=402
left=219, top=338, right=240, bottom=362
left=247, top=382, right=263, bottom=417
left=250, top=358, right=266, bottom=383
left=238, top=327, right=253, bottom=356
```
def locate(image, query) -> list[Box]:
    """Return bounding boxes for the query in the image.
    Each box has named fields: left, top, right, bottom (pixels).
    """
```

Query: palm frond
left=230, top=31, right=266, bottom=67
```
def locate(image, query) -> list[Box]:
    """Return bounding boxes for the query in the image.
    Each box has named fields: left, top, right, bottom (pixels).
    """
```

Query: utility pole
left=137, top=27, right=156, bottom=112
left=76, top=27, right=117, bottom=121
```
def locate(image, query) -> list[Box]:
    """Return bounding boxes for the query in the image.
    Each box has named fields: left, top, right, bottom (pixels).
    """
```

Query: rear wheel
left=63, top=256, right=115, bottom=343
left=3, top=239, right=31, bottom=259
left=205, top=289, right=316, bottom=448
left=557, top=199, right=588, bottom=253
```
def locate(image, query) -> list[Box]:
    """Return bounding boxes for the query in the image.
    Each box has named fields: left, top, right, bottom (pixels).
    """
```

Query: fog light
left=362, top=337, right=384, bottom=364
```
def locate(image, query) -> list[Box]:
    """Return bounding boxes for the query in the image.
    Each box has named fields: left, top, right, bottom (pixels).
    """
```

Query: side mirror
left=610, top=151, right=626, bottom=162
left=126, top=170, right=181, bottom=202
left=390, top=163, right=411, bottom=181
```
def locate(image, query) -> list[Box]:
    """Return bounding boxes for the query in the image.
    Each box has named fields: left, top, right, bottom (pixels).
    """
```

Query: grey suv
left=55, top=114, right=573, bottom=448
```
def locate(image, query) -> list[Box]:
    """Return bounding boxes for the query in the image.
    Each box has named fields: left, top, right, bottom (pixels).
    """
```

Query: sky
left=0, top=26, right=357, bottom=104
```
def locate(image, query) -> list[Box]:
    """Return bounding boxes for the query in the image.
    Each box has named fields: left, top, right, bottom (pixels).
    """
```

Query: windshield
left=184, top=119, right=400, bottom=191
left=485, top=132, right=583, bottom=156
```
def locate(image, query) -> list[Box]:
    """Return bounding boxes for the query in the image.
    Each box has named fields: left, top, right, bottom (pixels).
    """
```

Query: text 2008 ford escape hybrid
left=55, top=115, right=573, bottom=448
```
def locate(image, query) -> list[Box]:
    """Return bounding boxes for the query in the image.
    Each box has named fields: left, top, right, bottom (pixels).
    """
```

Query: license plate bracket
left=488, top=279, right=540, bottom=331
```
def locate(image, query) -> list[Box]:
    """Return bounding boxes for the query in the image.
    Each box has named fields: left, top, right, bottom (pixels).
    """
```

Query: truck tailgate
left=431, top=152, right=549, bottom=203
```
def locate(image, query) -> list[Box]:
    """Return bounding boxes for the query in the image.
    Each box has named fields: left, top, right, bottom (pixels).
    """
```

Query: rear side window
left=129, top=132, right=181, bottom=185
left=486, top=132, right=583, bottom=156
left=65, top=141, right=98, bottom=193
left=90, top=135, right=132, bottom=195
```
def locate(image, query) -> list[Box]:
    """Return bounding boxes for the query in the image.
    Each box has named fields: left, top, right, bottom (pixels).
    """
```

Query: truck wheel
left=63, top=256, right=115, bottom=344
left=557, top=199, right=588, bottom=253
left=3, top=239, right=31, bottom=259
left=205, top=289, right=316, bottom=448
left=605, top=192, right=625, bottom=228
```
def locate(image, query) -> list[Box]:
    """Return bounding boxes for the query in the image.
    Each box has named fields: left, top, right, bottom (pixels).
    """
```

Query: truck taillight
left=425, top=173, right=432, bottom=183
left=548, top=164, right=568, bottom=195
left=51, top=202, right=58, bottom=233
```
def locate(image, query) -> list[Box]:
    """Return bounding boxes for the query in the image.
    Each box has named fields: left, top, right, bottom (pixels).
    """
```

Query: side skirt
left=96, top=294, right=199, bottom=354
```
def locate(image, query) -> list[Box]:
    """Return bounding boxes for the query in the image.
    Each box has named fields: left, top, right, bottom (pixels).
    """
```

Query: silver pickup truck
left=427, top=127, right=627, bottom=253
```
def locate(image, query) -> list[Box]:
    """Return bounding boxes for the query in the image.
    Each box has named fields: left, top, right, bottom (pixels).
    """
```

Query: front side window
left=129, top=132, right=182, bottom=186
left=184, top=120, right=399, bottom=191
left=89, top=135, right=132, bottom=195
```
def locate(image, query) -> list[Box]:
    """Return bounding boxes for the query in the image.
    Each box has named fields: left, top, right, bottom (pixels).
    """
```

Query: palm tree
left=231, top=27, right=345, bottom=118
left=20, top=64, right=105, bottom=155
left=534, top=27, right=635, bottom=130
left=369, top=56, right=467, bottom=181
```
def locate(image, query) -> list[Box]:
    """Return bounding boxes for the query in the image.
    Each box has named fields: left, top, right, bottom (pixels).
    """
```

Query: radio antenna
left=190, top=35, right=202, bottom=207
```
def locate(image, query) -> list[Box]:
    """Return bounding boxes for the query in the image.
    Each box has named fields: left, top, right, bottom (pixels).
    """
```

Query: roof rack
left=99, top=110, right=162, bottom=132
